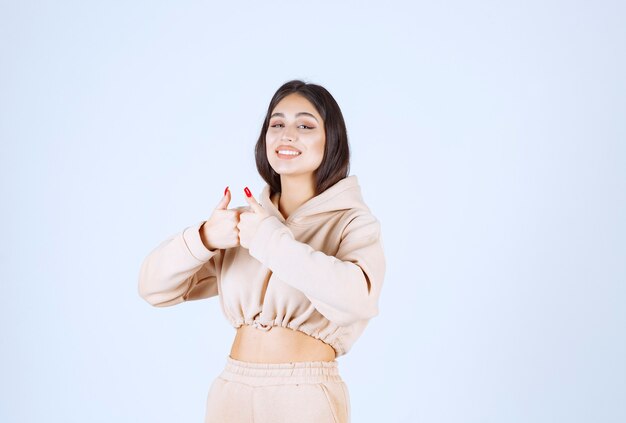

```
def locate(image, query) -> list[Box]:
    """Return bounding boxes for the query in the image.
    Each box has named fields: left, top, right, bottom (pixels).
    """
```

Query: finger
left=215, top=186, right=231, bottom=210
left=243, top=186, right=264, bottom=214
left=239, top=211, right=252, bottom=223
left=230, top=206, right=247, bottom=219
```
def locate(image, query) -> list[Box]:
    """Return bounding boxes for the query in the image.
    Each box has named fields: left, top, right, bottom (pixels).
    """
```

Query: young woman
left=138, top=79, right=386, bottom=423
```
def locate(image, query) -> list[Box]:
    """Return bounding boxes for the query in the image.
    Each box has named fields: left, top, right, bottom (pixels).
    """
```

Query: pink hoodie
left=138, top=175, right=386, bottom=357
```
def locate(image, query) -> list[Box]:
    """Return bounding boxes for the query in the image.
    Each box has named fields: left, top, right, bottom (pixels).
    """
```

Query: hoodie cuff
left=182, top=221, right=219, bottom=262
left=249, top=215, right=290, bottom=264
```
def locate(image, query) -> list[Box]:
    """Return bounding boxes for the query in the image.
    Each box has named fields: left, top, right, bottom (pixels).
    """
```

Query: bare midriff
left=229, top=324, right=336, bottom=363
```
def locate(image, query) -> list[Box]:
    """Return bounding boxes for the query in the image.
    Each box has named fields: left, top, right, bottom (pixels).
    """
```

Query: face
left=265, top=93, right=326, bottom=179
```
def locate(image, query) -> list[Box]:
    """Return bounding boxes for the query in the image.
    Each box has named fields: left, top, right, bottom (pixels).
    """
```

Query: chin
left=272, top=168, right=301, bottom=176
left=271, top=167, right=314, bottom=177
left=268, top=159, right=320, bottom=177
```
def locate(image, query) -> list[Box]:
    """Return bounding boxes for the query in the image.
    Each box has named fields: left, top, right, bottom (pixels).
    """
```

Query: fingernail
left=244, top=187, right=251, bottom=197
left=224, top=186, right=229, bottom=195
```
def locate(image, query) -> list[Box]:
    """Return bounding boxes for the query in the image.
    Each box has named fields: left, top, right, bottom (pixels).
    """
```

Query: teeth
left=277, top=150, right=301, bottom=156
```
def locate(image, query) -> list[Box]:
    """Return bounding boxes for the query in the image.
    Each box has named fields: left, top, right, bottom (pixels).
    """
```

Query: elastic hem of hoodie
left=229, top=317, right=346, bottom=357
left=182, top=221, right=217, bottom=262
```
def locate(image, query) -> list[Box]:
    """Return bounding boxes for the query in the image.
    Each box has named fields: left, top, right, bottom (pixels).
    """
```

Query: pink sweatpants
left=204, top=356, right=351, bottom=422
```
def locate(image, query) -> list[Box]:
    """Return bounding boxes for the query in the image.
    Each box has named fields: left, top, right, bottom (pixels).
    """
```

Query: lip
left=275, top=145, right=302, bottom=153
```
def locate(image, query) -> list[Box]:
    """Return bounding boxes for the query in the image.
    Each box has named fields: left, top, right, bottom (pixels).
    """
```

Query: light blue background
left=1, top=1, right=624, bottom=422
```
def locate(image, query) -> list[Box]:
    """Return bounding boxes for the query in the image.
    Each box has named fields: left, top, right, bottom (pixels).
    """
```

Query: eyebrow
left=270, top=112, right=319, bottom=123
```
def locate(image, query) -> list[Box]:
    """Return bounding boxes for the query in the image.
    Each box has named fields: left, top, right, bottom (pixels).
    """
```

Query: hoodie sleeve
left=248, top=213, right=386, bottom=326
left=138, top=220, right=221, bottom=307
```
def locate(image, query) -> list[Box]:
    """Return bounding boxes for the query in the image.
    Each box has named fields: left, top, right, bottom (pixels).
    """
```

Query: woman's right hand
left=200, top=187, right=243, bottom=250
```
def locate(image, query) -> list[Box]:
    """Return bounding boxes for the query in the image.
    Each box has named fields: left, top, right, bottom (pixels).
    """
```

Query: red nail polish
left=224, top=186, right=229, bottom=195
left=244, top=187, right=251, bottom=197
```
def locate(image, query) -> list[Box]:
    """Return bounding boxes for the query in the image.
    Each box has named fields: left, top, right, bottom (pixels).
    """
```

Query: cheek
left=265, top=137, right=275, bottom=156
left=265, top=143, right=278, bottom=168
left=314, top=138, right=326, bottom=160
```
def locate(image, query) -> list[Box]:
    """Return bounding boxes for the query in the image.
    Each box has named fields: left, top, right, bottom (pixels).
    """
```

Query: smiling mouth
left=276, top=150, right=302, bottom=157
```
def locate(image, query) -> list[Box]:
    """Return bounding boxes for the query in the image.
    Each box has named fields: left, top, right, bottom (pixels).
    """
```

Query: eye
left=269, top=123, right=314, bottom=129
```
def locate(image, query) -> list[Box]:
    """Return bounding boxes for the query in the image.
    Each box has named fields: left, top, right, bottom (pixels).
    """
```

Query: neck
left=277, top=173, right=316, bottom=220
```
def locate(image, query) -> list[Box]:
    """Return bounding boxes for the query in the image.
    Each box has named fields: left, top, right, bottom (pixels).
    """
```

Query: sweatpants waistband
left=220, top=356, right=343, bottom=386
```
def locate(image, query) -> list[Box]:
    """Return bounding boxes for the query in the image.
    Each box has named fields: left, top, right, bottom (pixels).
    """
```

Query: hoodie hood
left=259, top=175, right=370, bottom=225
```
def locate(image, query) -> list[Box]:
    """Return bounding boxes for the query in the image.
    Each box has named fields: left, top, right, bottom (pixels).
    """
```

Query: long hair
left=255, top=79, right=350, bottom=197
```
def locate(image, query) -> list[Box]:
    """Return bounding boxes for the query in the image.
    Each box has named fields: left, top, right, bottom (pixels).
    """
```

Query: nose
left=281, top=124, right=297, bottom=142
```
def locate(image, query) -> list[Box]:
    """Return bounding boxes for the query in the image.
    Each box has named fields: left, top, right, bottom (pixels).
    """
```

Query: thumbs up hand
left=237, top=186, right=271, bottom=249
left=200, top=186, right=244, bottom=250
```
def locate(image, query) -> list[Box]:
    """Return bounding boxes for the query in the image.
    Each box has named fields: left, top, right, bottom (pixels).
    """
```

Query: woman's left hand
left=237, top=186, right=271, bottom=249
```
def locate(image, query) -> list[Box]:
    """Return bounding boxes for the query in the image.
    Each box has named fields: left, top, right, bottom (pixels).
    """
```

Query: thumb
left=243, top=186, right=264, bottom=214
left=215, top=186, right=231, bottom=210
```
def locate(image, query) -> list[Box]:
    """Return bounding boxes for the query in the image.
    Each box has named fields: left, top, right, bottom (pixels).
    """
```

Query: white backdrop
left=1, top=1, right=624, bottom=422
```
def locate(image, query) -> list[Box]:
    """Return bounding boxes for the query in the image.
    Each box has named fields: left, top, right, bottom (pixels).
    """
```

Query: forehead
left=272, top=94, right=321, bottom=119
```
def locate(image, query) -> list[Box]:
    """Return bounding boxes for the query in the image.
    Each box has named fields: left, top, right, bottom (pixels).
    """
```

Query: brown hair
left=255, top=79, right=350, bottom=197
